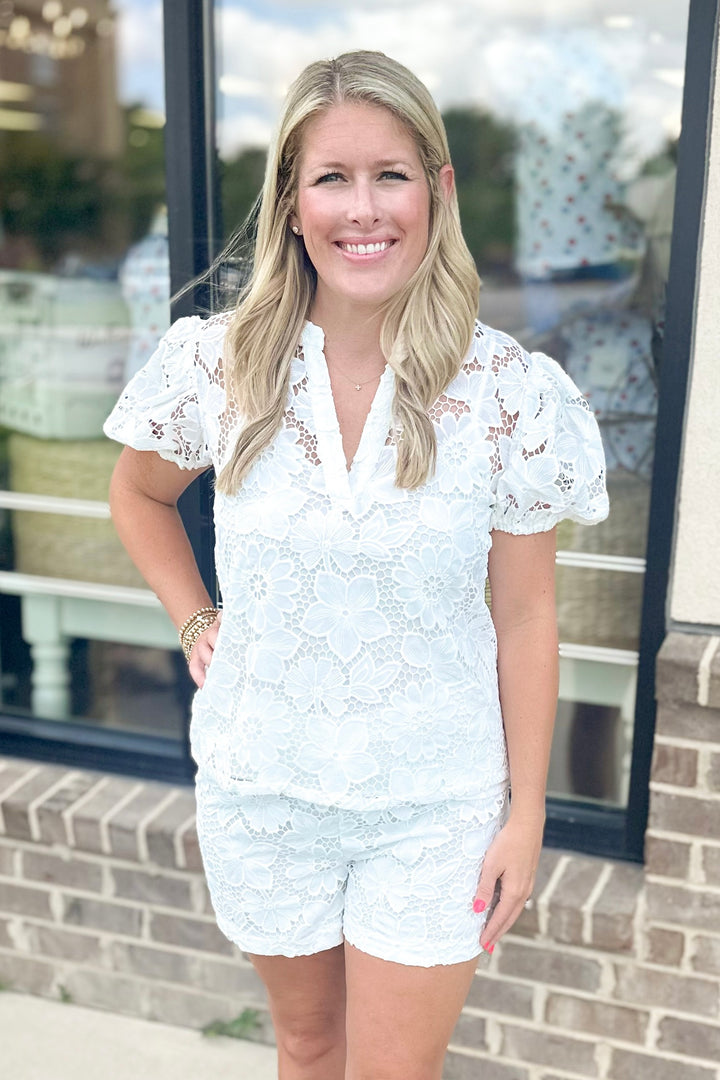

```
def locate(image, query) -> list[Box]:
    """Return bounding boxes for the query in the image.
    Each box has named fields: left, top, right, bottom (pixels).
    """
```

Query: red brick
left=706, top=752, right=720, bottom=793
left=61, top=968, right=149, bottom=1017
left=609, top=1048, right=715, bottom=1080
left=591, top=863, right=642, bottom=953
left=145, top=790, right=197, bottom=867
left=450, top=1012, right=487, bottom=1051
left=545, top=992, right=648, bottom=1043
left=465, top=973, right=534, bottom=1018
left=0, top=917, right=14, bottom=949
left=0, top=880, right=52, bottom=919
left=0, top=766, right=68, bottom=840
left=0, top=951, right=56, bottom=994
left=62, top=894, right=142, bottom=937
left=651, top=743, right=699, bottom=787
left=0, top=841, right=17, bottom=876
left=612, top=964, right=719, bottom=1018
left=0, top=761, right=37, bottom=798
left=499, top=1023, right=597, bottom=1076
left=644, top=833, right=691, bottom=879
left=110, top=940, right=197, bottom=983
left=547, top=857, right=606, bottom=944
left=655, top=701, right=720, bottom=743
left=644, top=927, right=685, bottom=966
left=445, top=1054, right=528, bottom=1080
left=657, top=1016, right=720, bottom=1062
left=70, top=778, right=142, bottom=853
left=690, top=935, right=720, bottom=976
left=35, top=771, right=103, bottom=845
left=655, top=633, right=711, bottom=706
left=701, top=844, right=720, bottom=885
left=107, top=783, right=177, bottom=861
left=648, top=790, right=720, bottom=840
left=25, top=924, right=102, bottom=963
left=110, top=866, right=193, bottom=909
left=646, top=881, right=720, bottom=933
left=709, top=649, right=720, bottom=708
left=195, top=955, right=266, bottom=998
left=148, top=911, right=234, bottom=955
left=497, top=941, right=602, bottom=992
left=145, top=982, right=268, bottom=1033
left=22, top=849, right=103, bottom=892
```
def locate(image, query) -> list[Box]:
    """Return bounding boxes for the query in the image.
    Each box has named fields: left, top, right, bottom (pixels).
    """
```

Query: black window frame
left=0, top=0, right=716, bottom=860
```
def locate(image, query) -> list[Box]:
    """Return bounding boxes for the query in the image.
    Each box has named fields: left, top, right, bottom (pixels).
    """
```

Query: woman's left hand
left=472, top=809, right=545, bottom=953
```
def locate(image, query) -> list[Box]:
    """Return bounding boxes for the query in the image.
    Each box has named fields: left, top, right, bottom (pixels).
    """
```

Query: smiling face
left=291, top=101, right=451, bottom=322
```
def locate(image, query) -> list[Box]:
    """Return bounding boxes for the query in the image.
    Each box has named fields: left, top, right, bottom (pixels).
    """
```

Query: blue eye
left=380, top=170, right=409, bottom=181
left=315, top=172, right=343, bottom=184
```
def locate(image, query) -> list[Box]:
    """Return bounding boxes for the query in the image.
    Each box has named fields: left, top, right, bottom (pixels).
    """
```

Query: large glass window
left=213, top=0, right=689, bottom=814
left=0, top=1, right=189, bottom=740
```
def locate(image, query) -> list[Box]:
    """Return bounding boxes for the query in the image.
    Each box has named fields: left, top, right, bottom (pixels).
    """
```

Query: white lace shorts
left=194, top=772, right=509, bottom=967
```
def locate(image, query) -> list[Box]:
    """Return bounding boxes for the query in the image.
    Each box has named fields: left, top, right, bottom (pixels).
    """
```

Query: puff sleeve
left=103, top=316, right=212, bottom=470
left=490, top=350, right=609, bottom=534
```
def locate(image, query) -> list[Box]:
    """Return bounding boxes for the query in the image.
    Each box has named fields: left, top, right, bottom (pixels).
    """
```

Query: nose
left=347, top=178, right=381, bottom=227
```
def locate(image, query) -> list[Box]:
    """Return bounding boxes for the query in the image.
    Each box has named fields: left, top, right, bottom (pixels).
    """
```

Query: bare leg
left=344, top=941, right=479, bottom=1080
left=249, top=945, right=347, bottom=1080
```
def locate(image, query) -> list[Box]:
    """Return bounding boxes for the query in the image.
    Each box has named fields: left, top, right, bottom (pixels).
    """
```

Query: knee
left=276, top=1011, right=345, bottom=1069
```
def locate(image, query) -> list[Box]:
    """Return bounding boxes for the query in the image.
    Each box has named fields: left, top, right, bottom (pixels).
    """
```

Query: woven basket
left=9, top=433, right=145, bottom=588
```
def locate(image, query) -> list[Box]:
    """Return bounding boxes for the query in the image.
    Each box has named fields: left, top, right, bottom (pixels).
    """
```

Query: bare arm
left=108, top=446, right=218, bottom=686
left=473, top=527, right=559, bottom=950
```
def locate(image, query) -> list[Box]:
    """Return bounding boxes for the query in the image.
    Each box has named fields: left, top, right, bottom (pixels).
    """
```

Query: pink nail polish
left=485, top=943, right=494, bottom=954
left=473, top=899, right=486, bottom=914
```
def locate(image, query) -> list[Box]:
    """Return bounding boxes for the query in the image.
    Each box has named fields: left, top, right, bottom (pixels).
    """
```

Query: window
left=210, top=0, right=693, bottom=857
left=0, top=0, right=193, bottom=778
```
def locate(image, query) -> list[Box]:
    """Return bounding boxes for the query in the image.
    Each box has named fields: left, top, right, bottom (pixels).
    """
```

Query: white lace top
left=104, top=314, right=608, bottom=812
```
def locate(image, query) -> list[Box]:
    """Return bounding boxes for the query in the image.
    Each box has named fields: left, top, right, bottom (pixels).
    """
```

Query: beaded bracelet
left=179, top=606, right=219, bottom=662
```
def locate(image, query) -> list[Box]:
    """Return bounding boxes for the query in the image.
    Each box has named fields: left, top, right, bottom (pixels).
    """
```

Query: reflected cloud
left=214, top=2, right=688, bottom=164
left=111, top=0, right=689, bottom=167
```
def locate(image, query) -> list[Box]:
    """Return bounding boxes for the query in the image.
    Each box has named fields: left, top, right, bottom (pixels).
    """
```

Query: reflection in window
left=214, top=1, right=688, bottom=807
left=0, top=0, right=181, bottom=738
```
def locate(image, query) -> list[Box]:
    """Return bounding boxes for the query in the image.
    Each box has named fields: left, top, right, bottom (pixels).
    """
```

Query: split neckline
left=300, top=321, right=396, bottom=504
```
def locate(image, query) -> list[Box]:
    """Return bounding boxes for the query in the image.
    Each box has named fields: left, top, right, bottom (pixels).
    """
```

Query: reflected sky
left=115, top=0, right=689, bottom=172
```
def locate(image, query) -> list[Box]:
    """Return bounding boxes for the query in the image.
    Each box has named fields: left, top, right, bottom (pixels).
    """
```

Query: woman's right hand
left=188, top=611, right=222, bottom=688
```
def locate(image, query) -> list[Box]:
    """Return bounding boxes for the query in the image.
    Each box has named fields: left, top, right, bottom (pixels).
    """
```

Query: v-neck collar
left=300, top=320, right=395, bottom=504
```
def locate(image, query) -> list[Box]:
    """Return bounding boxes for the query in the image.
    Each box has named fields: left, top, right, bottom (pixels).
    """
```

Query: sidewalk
left=2, top=991, right=278, bottom=1080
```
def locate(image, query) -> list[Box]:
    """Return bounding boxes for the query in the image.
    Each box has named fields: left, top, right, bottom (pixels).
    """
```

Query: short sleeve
left=490, top=350, right=609, bottom=534
left=103, top=316, right=212, bottom=470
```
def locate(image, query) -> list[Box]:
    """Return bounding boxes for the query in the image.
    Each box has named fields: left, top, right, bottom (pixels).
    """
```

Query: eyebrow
left=307, top=159, right=415, bottom=171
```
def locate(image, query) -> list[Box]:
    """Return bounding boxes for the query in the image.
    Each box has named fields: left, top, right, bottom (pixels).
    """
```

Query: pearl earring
left=292, top=225, right=300, bottom=235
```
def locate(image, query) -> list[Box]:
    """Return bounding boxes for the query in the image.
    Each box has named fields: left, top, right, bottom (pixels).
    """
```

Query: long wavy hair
left=215, top=49, right=480, bottom=494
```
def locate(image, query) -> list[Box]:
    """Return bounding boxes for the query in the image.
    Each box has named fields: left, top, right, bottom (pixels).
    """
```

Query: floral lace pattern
left=104, top=315, right=608, bottom=810
left=195, top=773, right=509, bottom=964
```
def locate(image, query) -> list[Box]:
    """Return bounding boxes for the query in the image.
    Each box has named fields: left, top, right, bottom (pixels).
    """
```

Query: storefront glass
left=213, top=0, right=689, bottom=807
left=0, top=1, right=190, bottom=737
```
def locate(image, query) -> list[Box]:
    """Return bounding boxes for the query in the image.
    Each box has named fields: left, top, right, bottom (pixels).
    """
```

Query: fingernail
left=485, top=943, right=494, bottom=954
left=473, top=899, right=486, bottom=913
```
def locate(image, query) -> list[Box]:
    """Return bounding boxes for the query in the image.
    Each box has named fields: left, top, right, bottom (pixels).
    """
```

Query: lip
left=334, top=239, right=397, bottom=257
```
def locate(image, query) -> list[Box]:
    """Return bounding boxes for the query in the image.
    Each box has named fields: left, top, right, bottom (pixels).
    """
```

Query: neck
left=309, top=294, right=385, bottom=366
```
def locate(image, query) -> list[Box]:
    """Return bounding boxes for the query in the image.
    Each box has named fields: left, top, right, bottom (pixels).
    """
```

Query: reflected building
left=0, top=0, right=122, bottom=158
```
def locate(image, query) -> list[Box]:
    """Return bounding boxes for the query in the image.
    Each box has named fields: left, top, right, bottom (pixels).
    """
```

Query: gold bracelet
left=179, top=606, right=219, bottom=662
left=178, top=606, right=217, bottom=641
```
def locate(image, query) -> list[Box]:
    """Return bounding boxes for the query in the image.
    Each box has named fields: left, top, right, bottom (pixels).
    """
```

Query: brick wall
left=1, top=629, right=719, bottom=1079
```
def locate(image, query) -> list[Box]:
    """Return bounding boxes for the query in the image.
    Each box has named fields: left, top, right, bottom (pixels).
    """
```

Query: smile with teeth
left=337, top=240, right=395, bottom=255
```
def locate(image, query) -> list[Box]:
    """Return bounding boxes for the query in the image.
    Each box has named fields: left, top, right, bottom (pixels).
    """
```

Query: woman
left=105, top=50, right=607, bottom=1080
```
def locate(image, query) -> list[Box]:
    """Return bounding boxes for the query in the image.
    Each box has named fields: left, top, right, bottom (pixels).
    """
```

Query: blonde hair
left=216, top=49, right=480, bottom=494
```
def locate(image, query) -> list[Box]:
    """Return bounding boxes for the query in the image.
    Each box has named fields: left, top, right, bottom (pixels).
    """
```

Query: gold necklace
left=329, top=361, right=386, bottom=392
